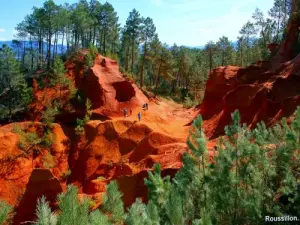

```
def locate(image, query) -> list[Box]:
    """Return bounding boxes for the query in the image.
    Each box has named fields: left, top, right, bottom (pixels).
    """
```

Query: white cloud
left=0, top=38, right=7, bottom=41
left=0, top=29, right=5, bottom=32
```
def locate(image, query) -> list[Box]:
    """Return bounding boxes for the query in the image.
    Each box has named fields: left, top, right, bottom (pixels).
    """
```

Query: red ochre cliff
left=197, top=54, right=300, bottom=139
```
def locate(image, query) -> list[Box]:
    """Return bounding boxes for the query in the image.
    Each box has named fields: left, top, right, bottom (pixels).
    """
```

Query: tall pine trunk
left=61, top=30, right=65, bottom=54
left=131, top=36, right=135, bottom=73
left=22, top=40, right=26, bottom=66
left=139, top=43, right=147, bottom=87
left=52, top=31, right=56, bottom=62
left=30, top=35, right=33, bottom=71
left=155, top=58, right=163, bottom=89
left=103, top=29, right=107, bottom=55
left=93, top=24, right=96, bottom=45
left=55, top=32, right=58, bottom=57
left=38, top=31, right=42, bottom=69
left=47, top=28, right=52, bottom=69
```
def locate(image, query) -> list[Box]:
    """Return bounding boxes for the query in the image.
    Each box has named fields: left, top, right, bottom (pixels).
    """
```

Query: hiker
left=101, top=58, right=106, bottom=67
left=137, top=112, right=141, bottom=121
left=123, top=108, right=127, bottom=118
left=145, top=103, right=148, bottom=110
left=130, top=108, right=133, bottom=116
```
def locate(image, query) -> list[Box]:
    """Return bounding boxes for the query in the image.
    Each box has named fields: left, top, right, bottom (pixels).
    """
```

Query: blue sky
left=0, top=0, right=274, bottom=46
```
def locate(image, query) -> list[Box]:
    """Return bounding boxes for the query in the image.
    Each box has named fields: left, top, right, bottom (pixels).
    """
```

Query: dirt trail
left=109, top=98, right=196, bottom=141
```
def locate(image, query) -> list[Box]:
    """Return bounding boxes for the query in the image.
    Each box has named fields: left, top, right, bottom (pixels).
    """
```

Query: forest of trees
left=3, top=0, right=293, bottom=107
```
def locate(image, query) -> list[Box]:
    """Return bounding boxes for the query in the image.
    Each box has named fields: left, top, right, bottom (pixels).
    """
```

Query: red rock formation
left=68, top=120, right=186, bottom=205
left=0, top=122, right=69, bottom=222
left=30, top=52, right=149, bottom=122
left=13, top=169, right=63, bottom=225
left=68, top=53, right=148, bottom=115
left=196, top=50, right=300, bottom=139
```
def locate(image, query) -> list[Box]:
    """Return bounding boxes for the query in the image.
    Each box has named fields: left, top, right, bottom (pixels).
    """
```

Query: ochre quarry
left=0, top=53, right=198, bottom=223
left=196, top=59, right=300, bottom=139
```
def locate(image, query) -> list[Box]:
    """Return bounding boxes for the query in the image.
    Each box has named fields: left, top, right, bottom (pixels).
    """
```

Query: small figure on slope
left=123, top=108, right=127, bottom=118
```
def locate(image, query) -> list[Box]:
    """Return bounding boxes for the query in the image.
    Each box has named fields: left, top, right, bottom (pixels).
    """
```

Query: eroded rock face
left=13, top=169, right=63, bottom=225
left=29, top=53, right=149, bottom=123
left=68, top=120, right=186, bottom=205
left=196, top=56, right=300, bottom=139
left=0, top=122, right=70, bottom=222
left=67, top=54, right=149, bottom=117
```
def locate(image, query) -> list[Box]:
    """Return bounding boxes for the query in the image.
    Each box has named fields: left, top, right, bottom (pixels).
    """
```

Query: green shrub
left=83, top=44, right=98, bottom=75
left=75, top=98, right=92, bottom=136
left=0, top=201, right=13, bottom=224
left=83, top=53, right=94, bottom=71
left=183, top=96, right=197, bottom=108
left=41, top=152, right=55, bottom=169
left=12, top=124, right=55, bottom=155
left=89, top=44, right=98, bottom=58
left=106, top=51, right=118, bottom=61
left=41, top=104, right=59, bottom=127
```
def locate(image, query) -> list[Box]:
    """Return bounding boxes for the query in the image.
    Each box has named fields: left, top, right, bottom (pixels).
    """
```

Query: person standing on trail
left=123, top=108, right=127, bottom=118
left=137, top=112, right=141, bottom=121
left=130, top=108, right=133, bottom=116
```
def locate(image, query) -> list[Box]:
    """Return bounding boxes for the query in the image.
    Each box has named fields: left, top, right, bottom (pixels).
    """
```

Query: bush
left=155, top=81, right=171, bottom=95
left=12, top=124, right=55, bottom=155
left=75, top=98, right=92, bottom=136
left=106, top=51, right=118, bottom=61
left=183, top=96, right=197, bottom=108
left=83, top=44, right=98, bottom=75
left=49, top=56, right=66, bottom=87
left=41, top=104, right=59, bottom=127
left=0, top=201, right=13, bottom=224
left=89, top=44, right=98, bottom=58
left=41, top=152, right=55, bottom=169
left=83, top=53, right=94, bottom=71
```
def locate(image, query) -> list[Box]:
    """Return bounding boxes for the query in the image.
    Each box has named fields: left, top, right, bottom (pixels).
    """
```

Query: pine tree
left=125, top=199, right=149, bottom=225
left=216, top=36, right=234, bottom=66
left=99, top=2, right=120, bottom=56
left=36, top=196, right=58, bottom=225
left=139, top=17, right=156, bottom=87
left=89, top=210, right=111, bottom=225
left=0, top=45, right=32, bottom=120
left=57, top=185, right=89, bottom=225
left=123, top=9, right=142, bottom=74
left=101, top=181, right=125, bottom=224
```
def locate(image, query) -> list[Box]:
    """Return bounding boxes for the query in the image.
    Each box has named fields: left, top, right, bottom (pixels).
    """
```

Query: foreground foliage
left=2, top=107, right=299, bottom=224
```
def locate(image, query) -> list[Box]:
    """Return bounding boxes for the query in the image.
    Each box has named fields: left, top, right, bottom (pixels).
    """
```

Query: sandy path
left=110, top=98, right=196, bottom=140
